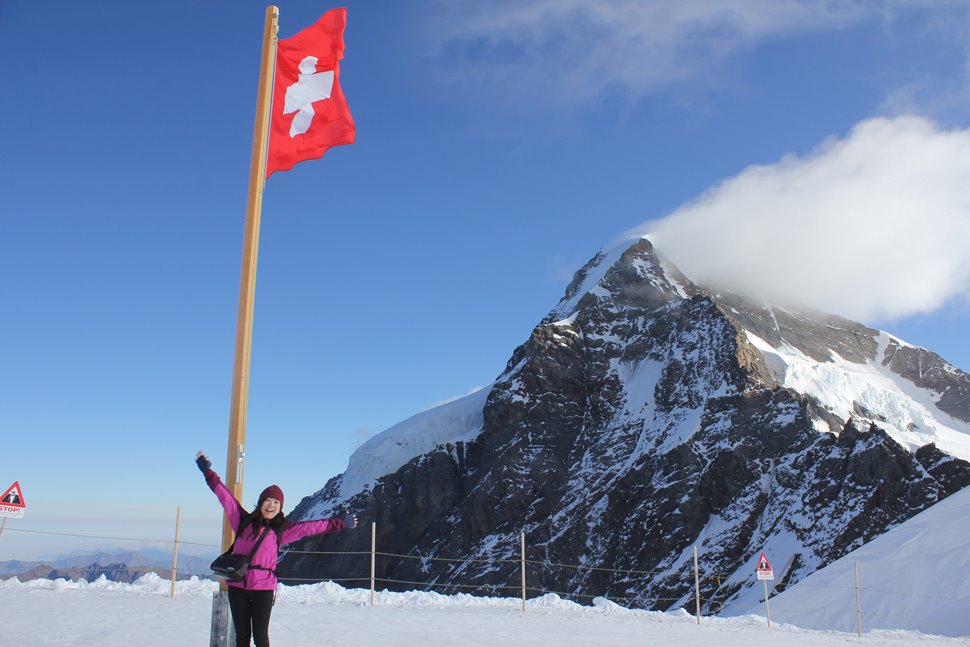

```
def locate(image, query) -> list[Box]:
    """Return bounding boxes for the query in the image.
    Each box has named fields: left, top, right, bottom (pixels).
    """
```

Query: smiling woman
left=257, top=485, right=283, bottom=519
left=195, top=451, right=359, bottom=647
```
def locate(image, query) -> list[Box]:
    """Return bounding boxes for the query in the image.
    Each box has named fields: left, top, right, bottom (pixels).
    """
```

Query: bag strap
left=245, top=525, right=272, bottom=560
left=246, top=525, right=284, bottom=573
left=226, top=519, right=281, bottom=574
left=225, top=520, right=272, bottom=558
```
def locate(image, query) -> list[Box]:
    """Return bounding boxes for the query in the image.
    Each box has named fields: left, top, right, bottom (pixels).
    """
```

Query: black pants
left=227, top=586, right=275, bottom=647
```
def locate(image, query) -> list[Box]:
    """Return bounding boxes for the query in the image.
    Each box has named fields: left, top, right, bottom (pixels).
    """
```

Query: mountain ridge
left=281, top=235, right=970, bottom=613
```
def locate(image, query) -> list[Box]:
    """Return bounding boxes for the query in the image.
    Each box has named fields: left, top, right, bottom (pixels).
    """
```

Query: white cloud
left=428, top=0, right=868, bottom=105
left=426, top=1, right=970, bottom=119
left=643, top=116, right=970, bottom=323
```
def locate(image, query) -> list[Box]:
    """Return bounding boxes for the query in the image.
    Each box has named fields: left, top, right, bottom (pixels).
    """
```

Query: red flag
left=266, top=8, right=355, bottom=178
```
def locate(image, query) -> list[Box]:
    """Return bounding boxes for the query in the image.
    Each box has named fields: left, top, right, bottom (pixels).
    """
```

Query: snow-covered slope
left=2, top=574, right=966, bottom=645
left=338, top=385, right=489, bottom=501
left=745, top=329, right=970, bottom=460
left=733, top=484, right=970, bottom=637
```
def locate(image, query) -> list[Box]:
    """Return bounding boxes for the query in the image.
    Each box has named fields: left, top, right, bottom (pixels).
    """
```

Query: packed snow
left=3, top=574, right=967, bottom=646
left=7, top=482, right=970, bottom=644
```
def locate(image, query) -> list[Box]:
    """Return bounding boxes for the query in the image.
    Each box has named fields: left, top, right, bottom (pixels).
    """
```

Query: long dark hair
left=240, top=505, right=286, bottom=540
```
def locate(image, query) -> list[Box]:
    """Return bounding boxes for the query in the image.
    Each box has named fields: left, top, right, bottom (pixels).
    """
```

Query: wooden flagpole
left=212, top=11, right=279, bottom=644
left=221, top=4, right=279, bottom=556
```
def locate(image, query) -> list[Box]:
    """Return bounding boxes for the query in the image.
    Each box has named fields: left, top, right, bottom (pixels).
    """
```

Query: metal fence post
left=763, top=579, right=771, bottom=627
left=693, top=545, right=701, bottom=624
left=370, top=521, right=376, bottom=607
left=854, top=562, right=862, bottom=637
left=520, top=531, right=526, bottom=612
left=170, top=506, right=181, bottom=598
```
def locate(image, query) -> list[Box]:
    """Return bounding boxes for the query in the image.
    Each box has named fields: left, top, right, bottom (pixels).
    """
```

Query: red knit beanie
left=259, top=484, right=284, bottom=508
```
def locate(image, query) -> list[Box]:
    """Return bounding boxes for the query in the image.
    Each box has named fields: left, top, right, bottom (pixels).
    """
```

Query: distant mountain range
left=280, top=236, right=970, bottom=616
left=0, top=548, right=215, bottom=583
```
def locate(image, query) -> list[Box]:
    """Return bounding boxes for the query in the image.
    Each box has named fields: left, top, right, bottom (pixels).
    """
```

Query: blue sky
left=2, top=0, right=970, bottom=560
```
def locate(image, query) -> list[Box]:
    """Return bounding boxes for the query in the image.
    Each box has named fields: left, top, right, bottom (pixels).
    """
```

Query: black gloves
left=196, top=453, right=211, bottom=473
left=342, top=514, right=358, bottom=529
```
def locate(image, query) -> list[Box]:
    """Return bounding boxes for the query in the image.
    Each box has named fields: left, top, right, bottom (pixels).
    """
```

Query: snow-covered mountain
left=41, top=548, right=213, bottom=572
left=282, top=236, right=970, bottom=615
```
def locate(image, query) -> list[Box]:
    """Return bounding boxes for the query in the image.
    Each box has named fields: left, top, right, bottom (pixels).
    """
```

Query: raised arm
left=281, top=513, right=358, bottom=545
left=196, top=451, right=245, bottom=531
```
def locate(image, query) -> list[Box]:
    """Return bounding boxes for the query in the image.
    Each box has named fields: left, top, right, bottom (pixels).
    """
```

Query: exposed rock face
left=280, top=238, right=970, bottom=613
left=882, top=341, right=970, bottom=420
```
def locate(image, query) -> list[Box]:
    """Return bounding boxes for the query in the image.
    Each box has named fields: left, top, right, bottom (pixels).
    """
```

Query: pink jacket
left=205, top=469, right=345, bottom=590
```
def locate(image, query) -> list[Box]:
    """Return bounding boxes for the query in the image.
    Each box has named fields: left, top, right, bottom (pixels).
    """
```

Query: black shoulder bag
left=210, top=524, right=272, bottom=581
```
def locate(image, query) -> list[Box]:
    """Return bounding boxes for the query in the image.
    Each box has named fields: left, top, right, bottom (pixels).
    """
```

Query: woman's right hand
left=196, top=451, right=211, bottom=473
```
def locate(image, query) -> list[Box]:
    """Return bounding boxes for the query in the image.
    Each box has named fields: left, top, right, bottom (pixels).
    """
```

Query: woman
left=196, top=451, right=356, bottom=647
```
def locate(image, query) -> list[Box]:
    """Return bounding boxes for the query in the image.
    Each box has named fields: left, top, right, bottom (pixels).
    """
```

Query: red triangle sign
left=0, top=481, right=26, bottom=508
left=757, top=552, right=772, bottom=571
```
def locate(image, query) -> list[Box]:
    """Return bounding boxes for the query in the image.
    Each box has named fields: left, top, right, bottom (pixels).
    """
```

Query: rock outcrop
left=280, top=238, right=970, bottom=613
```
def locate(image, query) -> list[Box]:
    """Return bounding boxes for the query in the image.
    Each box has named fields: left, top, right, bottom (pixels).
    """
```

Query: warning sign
left=0, top=481, right=26, bottom=518
left=756, top=551, right=774, bottom=580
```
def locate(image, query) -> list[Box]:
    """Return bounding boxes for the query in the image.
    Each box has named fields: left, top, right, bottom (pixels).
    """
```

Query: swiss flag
left=266, top=8, right=355, bottom=178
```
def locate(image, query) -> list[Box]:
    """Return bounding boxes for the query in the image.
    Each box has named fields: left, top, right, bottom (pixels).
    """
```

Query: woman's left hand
left=343, top=513, right=358, bottom=529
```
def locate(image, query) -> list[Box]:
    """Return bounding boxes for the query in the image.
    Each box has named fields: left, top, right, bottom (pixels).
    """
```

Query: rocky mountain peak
left=545, top=238, right=698, bottom=324
left=283, top=235, right=970, bottom=615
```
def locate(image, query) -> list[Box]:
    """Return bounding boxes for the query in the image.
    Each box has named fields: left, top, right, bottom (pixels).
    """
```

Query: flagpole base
left=209, top=589, right=235, bottom=647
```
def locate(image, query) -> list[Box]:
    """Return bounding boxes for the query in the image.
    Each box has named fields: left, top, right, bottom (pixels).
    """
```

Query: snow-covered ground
left=3, top=575, right=966, bottom=646
left=9, top=450, right=970, bottom=646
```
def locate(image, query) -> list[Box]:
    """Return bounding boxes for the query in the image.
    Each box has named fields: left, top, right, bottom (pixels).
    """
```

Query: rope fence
left=0, top=527, right=219, bottom=549
left=3, top=521, right=967, bottom=636
left=375, top=549, right=519, bottom=565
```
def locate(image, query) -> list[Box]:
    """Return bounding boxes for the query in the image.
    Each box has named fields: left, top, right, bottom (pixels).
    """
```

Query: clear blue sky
left=2, top=1, right=970, bottom=560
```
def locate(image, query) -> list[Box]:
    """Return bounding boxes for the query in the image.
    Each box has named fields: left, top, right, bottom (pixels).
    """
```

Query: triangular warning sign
left=0, top=481, right=26, bottom=508
left=758, top=552, right=771, bottom=571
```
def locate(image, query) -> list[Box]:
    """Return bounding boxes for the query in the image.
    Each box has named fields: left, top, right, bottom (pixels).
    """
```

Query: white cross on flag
left=285, top=57, right=336, bottom=138
left=266, top=7, right=355, bottom=178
